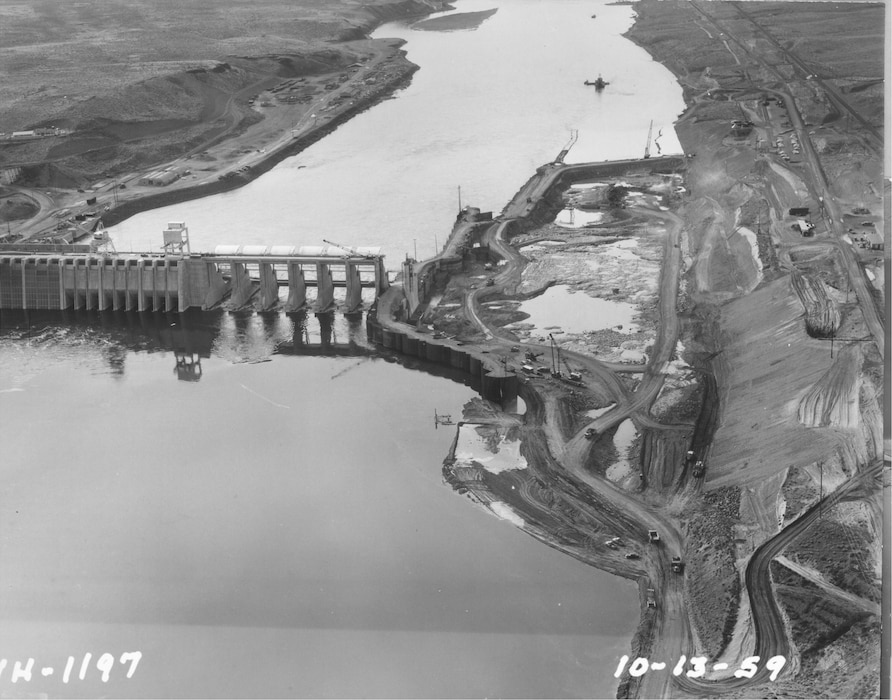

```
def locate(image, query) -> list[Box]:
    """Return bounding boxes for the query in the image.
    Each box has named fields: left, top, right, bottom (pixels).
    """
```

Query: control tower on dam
left=0, top=223, right=389, bottom=314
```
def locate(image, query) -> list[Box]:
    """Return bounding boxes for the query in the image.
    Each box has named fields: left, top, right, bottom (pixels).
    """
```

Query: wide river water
left=2, top=1, right=685, bottom=697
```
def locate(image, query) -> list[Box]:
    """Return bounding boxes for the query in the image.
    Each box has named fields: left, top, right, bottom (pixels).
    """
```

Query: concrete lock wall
left=366, top=311, right=517, bottom=405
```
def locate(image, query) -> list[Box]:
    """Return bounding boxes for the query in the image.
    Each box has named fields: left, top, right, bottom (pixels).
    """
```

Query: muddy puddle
left=512, top=285, right=640, bottom=335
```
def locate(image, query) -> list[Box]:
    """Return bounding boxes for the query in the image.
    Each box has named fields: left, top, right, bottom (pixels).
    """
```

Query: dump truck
left=646, top=588, right=656, bottom=608
left=584, top=428, right=597, bottom=440
left=692, top=460, right=705, bottom=478
left=648, top=529, right=660, bottom=543
left=671, top=556, right=685, bottom=574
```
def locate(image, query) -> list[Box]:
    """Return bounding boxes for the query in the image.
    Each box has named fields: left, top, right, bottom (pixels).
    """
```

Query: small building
left=138, top=169, right=182, bottom=187
left=789, top=207, right=809, bottom=216
left=11, top=130, right=35, bottom=139
left=794, top=219, right=815, bottom=236
left=731, top=120, right=754, bottom=136
left=865, top=231, right=884, bottom=250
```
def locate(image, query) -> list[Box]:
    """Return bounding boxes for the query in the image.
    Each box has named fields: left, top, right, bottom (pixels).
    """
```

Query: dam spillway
left=0, top=244, right=389, bottom=314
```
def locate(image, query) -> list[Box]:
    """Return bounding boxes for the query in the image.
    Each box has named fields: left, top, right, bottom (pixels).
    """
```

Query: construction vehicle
left=549, top=334, right=582, bottom=381
left=565, top=365, right=582, bottom=383
left=648, top=529, right=660, bottom=543
left=605, top=538, right=620, bottom=550
left=671, top=556, right=685, bottom=574
left=625, top=552, right=640, bottom=560
left=584, top=428, right=597, bottom=440
left=646, top=588, right=656, bottom=608
left=692, top=460, right=705, bottom=478
left=525, top=350, right=544, bottom=363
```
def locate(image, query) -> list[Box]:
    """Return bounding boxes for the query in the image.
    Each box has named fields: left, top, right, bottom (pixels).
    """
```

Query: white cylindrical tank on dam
left=214, top=245, right=299, bottom=256
left=267, top=245, right=298, bottom=256
left=240, top=245, right=274, bottom=257
left=212, top=244, right=379, bottom=258
left=214, top=245, right=243, bottom=256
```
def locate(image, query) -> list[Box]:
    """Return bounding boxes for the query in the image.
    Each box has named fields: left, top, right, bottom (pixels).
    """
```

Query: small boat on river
left=584, top=75, right=609, bottom=90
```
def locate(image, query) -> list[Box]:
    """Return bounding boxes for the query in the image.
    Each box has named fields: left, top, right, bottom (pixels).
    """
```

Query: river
left=1, top=1, right=686, bottom=697
left=107, top=0, right=684, bottom=264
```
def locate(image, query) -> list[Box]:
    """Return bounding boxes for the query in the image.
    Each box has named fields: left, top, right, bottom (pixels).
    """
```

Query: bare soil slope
left=0, top=0, right=442, bottom=185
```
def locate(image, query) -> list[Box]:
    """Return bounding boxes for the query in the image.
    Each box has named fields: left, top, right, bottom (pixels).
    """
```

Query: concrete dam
left=0, top=225, right=389, bottom=314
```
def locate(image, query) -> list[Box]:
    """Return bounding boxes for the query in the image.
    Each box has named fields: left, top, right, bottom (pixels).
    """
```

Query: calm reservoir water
left=2, top=1, right=686, bottom=696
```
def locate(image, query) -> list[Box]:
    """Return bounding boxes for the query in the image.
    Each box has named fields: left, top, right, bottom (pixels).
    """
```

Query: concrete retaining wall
left=367, top=307, right=518, bottom=405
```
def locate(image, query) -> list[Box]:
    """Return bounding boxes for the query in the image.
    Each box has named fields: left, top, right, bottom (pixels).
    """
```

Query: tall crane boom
left=644, top=120, right=653, bottom=159
left=549, top=333, right=582, bottom=382
left=322, top=238, right=378, bottom=259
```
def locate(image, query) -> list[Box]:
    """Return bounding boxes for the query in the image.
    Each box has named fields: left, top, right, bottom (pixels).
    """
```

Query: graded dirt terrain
left=371, top=2, right=884, bottom=698
left=624, top=2, right=885, bottom=696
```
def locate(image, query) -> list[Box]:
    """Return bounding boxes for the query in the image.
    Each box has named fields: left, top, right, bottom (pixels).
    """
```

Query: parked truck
left=671, top=556, right=685, bottom=574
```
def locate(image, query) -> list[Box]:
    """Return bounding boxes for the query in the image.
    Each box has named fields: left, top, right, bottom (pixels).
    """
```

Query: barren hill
left=0, top=0, right=442, bottom=185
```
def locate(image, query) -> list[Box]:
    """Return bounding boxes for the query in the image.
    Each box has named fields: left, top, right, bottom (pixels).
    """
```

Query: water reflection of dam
left=0, top=308, right=386, bottom=384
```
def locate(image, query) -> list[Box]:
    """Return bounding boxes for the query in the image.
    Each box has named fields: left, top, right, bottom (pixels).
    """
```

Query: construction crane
left=562, top=353, right=582, bottom=382
left=548, top=334, right=562, bottom=377
left=548, top=334, right=582, bottom=381
left=322, top=238, right=378, bottom=259
left=644, top=120, right=653, bottom=159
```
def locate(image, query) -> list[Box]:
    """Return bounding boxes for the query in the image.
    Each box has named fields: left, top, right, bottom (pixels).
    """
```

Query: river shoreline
left=15, top=6, right=441, bottom=240
left=99, top=54, right=420, bottom=229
